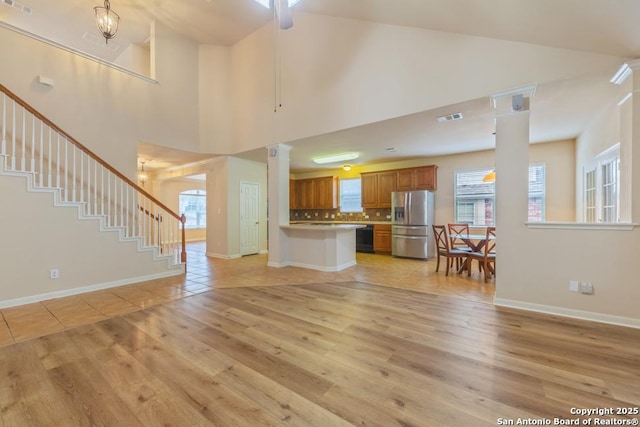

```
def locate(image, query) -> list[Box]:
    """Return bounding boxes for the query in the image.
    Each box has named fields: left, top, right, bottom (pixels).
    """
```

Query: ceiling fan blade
left=276, top=0, right=293, bottom=30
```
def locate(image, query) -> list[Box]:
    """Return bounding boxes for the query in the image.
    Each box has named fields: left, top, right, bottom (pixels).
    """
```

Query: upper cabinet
left=314, top=176, right=339, bottom=209
left=396, top=165, right=438, bottom=191
left=292, top=176, right=339, bottom=209
left=289, top=180, right=296, bottom=209
left=361, top=171, right=396, bottom=208
left=362, top=165, right=438, bottom=208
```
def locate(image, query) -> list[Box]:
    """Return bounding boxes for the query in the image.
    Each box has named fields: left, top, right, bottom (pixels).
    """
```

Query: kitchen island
left=280, top=223, right=365, bottom=271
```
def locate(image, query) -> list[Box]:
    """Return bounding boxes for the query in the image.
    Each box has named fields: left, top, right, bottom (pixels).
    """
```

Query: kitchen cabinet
left=314, top=176, right=339, bottom=209
left=289, top=180, right=296, bottom=209
left=396, top=165, right=438, bottom=191
left=294, top=178, right=314, bottom=209
left=292, top=176, right=338, bottom=209
left=374, top=224, right=392, bottom=254
left=361, top=171, right=396, bottom=208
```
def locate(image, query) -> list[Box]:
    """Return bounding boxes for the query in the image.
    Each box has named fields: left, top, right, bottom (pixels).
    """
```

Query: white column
left=267, top=143, right=291, bottom=267
left=626, top=62, right=640, bottom=223
left=609, top=59, right=640, bottom=223
left=490, top=84, right=536, bottom=288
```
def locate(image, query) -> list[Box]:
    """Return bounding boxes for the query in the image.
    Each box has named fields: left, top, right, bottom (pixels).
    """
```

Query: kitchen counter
left=280, top=223, right=366, bottom=271
left=290, top=220, right=391, bottom=225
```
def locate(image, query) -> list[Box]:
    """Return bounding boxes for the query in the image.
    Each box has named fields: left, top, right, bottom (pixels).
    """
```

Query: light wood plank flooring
left=0, top=243, right=638, bottom=426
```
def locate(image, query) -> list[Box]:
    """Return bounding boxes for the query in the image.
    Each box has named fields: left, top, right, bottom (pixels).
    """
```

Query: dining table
left=456, top=233, right=496, bottom=274
left=460, top=233, right=495, bottom=252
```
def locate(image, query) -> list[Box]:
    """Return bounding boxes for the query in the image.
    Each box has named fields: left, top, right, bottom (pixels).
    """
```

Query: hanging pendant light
left=138, top=162, right=147, bottom=187
left=482, top=169, right=496, bottom=183
left=94, top=0, right=120, bottom=44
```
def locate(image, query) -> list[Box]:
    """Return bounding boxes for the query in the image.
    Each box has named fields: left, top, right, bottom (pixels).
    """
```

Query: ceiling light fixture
left=138, top=161, right=147, bottom=187
left=312, top=153, right=359, bottom=165
left=254, top=0, right=301, bottom=8
left=342, top=164, right=352, bottom=171
left=94, top=0, right=120, bottom=44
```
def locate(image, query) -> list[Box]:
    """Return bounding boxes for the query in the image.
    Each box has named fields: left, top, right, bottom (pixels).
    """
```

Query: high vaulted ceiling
left=3, top=0, right=640, bottom=58
left=2, top=0, right=636, bottom=172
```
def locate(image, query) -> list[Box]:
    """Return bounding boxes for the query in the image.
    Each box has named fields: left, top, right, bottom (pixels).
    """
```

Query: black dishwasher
left=355, top=224, right=374, bottom=253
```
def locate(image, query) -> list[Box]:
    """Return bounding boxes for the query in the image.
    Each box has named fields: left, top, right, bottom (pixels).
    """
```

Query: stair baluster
left=0, top=83, right=186, bottom=268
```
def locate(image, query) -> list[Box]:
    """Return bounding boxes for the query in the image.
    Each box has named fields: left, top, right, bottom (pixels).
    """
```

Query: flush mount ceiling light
left=94, top=0, right=120, bottom=44
left=312, top=153, right=359, bottom=165
left=254, top=0, right=301, bottom=8
left=342, top=164, right=352, bottom=171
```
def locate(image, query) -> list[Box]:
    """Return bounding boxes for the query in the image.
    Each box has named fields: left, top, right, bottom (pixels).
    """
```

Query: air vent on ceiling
left=82, top=32, right=121, bottom=52
left=3, top=0, right=33, bottom=14
left=436, top=112, right=463, bottom=123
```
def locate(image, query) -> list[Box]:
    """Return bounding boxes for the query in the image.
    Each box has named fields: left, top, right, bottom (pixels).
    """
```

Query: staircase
left=0, top=84, right=186, bottom=301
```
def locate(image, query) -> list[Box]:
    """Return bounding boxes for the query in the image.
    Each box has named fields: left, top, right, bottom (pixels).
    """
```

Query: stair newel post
left=180, top=214, right=187, bottom=265
left=30, top=113, right=35, bottom=174
left=47, top=127, right=52, bottom=188
left=20, top=105, right=25, bottom=171
left=38, top=121, right=43, bottom=187
left=1, top=93, right=6, bottom=155
left=11, top=100, right=16, bottom=170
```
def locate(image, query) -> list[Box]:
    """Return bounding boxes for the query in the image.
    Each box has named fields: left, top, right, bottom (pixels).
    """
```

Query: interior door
left=240, top=181, right=260, bottom=256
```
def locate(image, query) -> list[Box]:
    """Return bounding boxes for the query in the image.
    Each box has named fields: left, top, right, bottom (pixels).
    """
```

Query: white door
left=240, top=182, right=260, bottom=256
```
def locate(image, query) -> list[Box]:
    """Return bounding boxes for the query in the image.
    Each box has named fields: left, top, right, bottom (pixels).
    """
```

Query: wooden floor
left=0, top=244, right=638, bottom=426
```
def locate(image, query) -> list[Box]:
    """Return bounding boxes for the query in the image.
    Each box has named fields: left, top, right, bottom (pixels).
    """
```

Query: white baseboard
left=0, top=269, right=184, bottom=309
left=297, top=260, right=356, bottom=272
left=206, top=252, right=241, bottom=259
left=494, top=298, right=640, bottom=330
left=267, top=261, right=289, bottom=268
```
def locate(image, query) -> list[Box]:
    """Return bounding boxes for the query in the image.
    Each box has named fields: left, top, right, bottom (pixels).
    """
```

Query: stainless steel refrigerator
left=391, top=190, right=435, bottom=259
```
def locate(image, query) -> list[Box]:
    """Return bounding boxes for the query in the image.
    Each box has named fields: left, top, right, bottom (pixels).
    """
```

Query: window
left=179, top=189, right=206, bottom=229
left=584, top=144, right=620, bottom=223
left=454, top=165, right=546, bottom=226
left=339, top=178, right=363, bottom=213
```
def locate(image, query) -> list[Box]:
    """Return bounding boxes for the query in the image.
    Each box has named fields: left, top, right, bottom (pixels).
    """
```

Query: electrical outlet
left=569, top=280, right=580, bottom=292
left=50, top=269, right=59, bottom=279
left=581, top=282, right=594, bottom=295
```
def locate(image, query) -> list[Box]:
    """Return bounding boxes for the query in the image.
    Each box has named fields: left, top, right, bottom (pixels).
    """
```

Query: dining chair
left=432, top=225, right=469, bottom=276
left=447, top=223, right=472, bottom=270
left=468, top=226, right=496, bottom=282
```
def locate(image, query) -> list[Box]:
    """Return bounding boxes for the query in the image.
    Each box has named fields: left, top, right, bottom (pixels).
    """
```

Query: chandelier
left=94, top=0, right=120, bottom=44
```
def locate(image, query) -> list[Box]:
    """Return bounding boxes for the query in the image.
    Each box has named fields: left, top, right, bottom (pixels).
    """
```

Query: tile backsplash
left=290, top=208, right=391, bottom=222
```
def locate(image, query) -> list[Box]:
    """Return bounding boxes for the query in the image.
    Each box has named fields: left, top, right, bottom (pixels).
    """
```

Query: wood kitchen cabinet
left=374, top=224, right=392, bottom=254
left=294, top=178, right=315, bottom=209
left=361, top=171, right=396, bottom=208
left=314, top=176, right=339, bottom=209
left=292, top=176, right=339, bottom=209
left=289, top=180, right=296, bottom=209
left=395, top=165, right=438, bottom=191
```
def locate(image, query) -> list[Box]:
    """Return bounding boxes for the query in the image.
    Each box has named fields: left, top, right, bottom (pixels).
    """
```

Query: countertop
left=290, top=220, right=391, bottom=225
left=281, top=223, right=367, bottom=231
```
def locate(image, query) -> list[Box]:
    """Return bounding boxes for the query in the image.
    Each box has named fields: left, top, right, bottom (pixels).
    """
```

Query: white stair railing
left=0, top=84, right=187, bottom=266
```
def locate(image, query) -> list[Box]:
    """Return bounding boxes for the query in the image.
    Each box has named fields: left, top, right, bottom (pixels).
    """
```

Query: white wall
left=199, top=45, right=233, bottom=154
left=494, top=91, right=640, bottom=326
left=205, top=156, right=268, bottom=258
left=151, top=178, right=206, bottom=242
left=0, top=173, right=179, bottom=306
left=227, top=156, right=268, bottom=256
left=231, top=12, right=624, bottom=153
left=0, top=22, right=200, bottom=179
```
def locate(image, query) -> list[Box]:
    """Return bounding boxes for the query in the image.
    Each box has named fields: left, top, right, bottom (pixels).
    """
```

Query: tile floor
left=0, top=242, right=494, bottom=347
